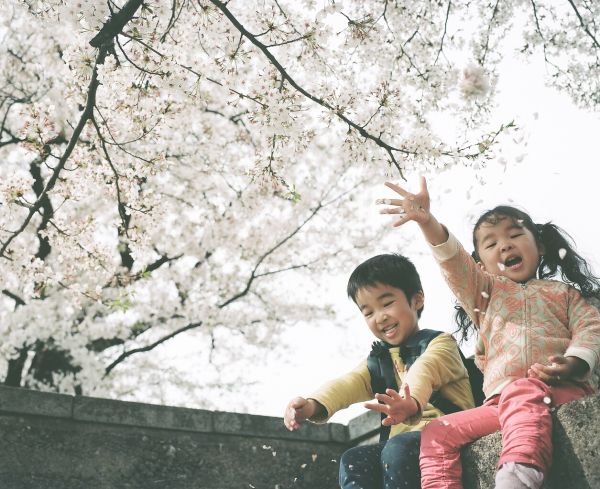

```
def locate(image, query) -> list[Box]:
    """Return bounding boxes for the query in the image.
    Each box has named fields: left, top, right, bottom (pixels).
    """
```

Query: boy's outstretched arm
left=364, top=384, right=419, bottom=426
left=283, top=397, right=327, bottom=431
left=377, top=176, right=448, bottom=246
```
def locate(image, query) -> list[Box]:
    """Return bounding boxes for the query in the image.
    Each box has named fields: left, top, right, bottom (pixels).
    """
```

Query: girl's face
left=474, top=216, right=543, bottom=283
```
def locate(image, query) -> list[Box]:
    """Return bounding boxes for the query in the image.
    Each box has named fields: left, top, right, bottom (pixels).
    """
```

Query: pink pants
left=420, top=377, right=591, bottom=489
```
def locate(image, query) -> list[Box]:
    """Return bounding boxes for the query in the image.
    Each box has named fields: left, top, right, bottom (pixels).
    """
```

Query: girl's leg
left=380, top=431, right=422, bottom=489
left=420, top=402, right=501, bottom=489
left=497, top=377, right=590, bottom=473
left=339, top=441, right=384, bottom=489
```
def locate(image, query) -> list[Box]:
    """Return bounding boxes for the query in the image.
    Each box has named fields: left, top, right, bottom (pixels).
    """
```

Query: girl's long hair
left=455, top=205, right=600, bottom=342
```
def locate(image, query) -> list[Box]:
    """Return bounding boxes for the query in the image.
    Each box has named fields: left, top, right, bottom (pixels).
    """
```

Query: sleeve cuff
left=565, top=346, right=598, bottom=380
left=402, top=397, right=423, bottom=426
left=428, top=230, right=460, bottom=262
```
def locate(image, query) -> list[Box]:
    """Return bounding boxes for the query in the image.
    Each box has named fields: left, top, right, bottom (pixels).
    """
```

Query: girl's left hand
left=376, top=176, right=431, bottom=228
left=528, top=355, right=589, bottom=385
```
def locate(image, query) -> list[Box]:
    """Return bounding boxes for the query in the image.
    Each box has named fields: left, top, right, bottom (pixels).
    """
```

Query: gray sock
left=495, top=462, right=544, bottom=489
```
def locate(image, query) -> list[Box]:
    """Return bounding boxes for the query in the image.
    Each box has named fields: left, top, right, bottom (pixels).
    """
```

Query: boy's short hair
left=347, top=253, right=424, bottom=317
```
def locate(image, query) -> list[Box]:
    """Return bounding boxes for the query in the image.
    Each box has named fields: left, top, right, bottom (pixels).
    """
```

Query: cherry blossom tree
left=0, top=0, right=597, bottom=407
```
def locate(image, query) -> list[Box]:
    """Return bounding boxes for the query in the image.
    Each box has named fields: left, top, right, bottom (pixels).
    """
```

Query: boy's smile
left=356, top=284, right=423, bottom=346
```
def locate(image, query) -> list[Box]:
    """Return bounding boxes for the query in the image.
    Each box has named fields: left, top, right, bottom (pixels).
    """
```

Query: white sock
left=494, top=462, right=544, bottom=489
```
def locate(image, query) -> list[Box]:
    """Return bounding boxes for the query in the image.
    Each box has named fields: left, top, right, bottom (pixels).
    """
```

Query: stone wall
left=0, top=385, right=361, bottom=489
left=0, top=385, right=598, bottom=488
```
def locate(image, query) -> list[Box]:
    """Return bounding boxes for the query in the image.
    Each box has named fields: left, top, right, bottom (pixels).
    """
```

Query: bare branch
left=104, top=321, right=203, bottom=376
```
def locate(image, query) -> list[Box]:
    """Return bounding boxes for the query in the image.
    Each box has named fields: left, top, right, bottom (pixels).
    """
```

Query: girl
left=376, top=177, right=600, bottom=489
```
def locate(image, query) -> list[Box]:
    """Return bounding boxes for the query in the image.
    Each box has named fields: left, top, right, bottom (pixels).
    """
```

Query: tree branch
left=89, top=0, right=145, bottom=48
left=104, top=321, right=203, bottom=376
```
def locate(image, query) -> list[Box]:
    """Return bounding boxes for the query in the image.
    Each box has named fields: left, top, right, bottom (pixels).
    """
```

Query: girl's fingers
left=375, top=198, right=404, bottom=206
left=384, top=181, right=410, bottom=197
left=419, top=176, right=428, bottom=194
left=392, top=215, right=412, bottom=228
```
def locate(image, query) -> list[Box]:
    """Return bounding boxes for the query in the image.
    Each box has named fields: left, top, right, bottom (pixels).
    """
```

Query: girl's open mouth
left=504, top=256, right=523, bottom=268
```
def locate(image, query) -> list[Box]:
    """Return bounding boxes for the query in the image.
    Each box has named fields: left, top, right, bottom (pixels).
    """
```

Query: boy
left=283, top=253, right=475, bottom=489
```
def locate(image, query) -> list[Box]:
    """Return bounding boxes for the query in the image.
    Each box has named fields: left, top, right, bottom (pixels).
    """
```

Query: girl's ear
left=412, top=291, right=425, bottom=310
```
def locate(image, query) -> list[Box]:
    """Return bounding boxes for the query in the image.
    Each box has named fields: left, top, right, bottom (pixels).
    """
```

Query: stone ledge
left=0, top=385, right=347, bottom=443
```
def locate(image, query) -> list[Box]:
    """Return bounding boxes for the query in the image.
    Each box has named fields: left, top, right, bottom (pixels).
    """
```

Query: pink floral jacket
left=431, top=232, right=600, bottom=398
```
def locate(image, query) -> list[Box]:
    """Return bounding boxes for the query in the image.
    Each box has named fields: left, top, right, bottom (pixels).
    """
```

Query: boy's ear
left=412, top=291, right=425, bottom=310
left=477, top=261, right=486, bottom=272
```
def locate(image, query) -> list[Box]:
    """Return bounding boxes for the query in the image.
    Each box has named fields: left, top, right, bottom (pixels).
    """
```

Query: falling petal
left=517, top=219, right=524, bottom=225
left=481, top=291, right=489, bottom=299
left=301, top=463, right=307, bottom=469
left=498, top=263, right=506, bottom=271
left=543, top=396, right=551, bottom=405
left=473, top=308, right=480, bottom=313
left=272, top=451, right=277, bottom=457
left=311, top=453, right=318, bottom=462
left=331, top=459, right=337, bottom=463
left=262, top=445, right=272, bottom=450
left=440, top=420, right=449, bottom=426
left=558, top=248, right=567, bottom=260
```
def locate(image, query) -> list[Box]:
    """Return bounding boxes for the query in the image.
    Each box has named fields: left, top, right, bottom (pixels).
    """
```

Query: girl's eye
left=510, top=234, right=523, bottom=239
left=364, top=311, right=373, bottom=318
left=383, top=301, right=394, bottom=307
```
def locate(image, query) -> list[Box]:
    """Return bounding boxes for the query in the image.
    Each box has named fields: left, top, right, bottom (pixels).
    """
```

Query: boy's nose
left=377, top=312, right=389, bottom=324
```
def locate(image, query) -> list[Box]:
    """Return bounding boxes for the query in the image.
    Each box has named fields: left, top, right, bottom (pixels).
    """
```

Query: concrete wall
left=0, top=385, right=365, bottom=489
left=1, top=385, right=598, bottom=488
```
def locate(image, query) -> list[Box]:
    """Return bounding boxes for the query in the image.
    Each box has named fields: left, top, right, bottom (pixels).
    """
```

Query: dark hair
left=454, top=205, right=600, bottom=341
left=347, top=253, right=424, bottom=318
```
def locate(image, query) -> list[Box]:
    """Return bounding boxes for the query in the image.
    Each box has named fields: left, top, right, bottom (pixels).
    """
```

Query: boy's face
left=355, top=283, right=423, bottom=346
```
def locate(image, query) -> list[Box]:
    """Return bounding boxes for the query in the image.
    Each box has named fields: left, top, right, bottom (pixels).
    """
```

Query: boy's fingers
left=385, top=388, right=401, bottom=399
left=374, top=392, right=394, bottom=404
left=289, top=397, right=307, bottom=409
left=364, top=401, right=387, bottom=414
left=384, top=181, right=410, bottom=197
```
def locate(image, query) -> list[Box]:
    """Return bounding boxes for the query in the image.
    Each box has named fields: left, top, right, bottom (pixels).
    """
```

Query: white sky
left=254, top=42, right=600, bottom=424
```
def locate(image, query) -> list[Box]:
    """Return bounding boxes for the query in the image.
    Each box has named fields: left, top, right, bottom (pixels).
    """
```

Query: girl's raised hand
left=376, top=176, right=431, bottom=227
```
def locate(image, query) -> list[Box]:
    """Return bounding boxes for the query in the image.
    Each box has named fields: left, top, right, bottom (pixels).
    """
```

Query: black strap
left=368, top=329, right=473, bottom=442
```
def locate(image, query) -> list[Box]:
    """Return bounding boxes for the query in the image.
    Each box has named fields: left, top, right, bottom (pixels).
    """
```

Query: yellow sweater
left=308, top=332, right=475, bottom=438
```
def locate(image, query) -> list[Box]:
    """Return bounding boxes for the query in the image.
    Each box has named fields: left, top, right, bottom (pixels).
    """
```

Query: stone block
left=72, top=395, right=213, bottom=433
left=0, top=385, right=72, bottom=419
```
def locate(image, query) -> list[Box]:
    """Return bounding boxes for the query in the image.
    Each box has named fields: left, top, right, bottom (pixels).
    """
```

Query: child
left=376, top=177, right=600, bottom=489
left=283, top=253, right=475, bottom=489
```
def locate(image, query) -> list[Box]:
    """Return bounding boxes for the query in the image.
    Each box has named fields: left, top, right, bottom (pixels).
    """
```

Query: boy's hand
left=284, top=397, right=321, bottom=431
left=528, top=355, right=589, bottom=385
left=364, top=384, right=419, bottom=426
left=376, top=176, right=431, bottom=228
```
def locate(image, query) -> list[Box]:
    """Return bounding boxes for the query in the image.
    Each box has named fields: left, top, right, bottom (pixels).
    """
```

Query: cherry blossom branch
left=90, top=0, right=145, bottom=48
left=208, top=0, right=408, bottom=178
left=0, top=1, right=144, bottom=259
left=0, top=49, right=108, bottom=259
left=434, top=1, right=452, bottom=64
left=566, top=0, right=600, bottom=49
left=478, top=0, right=501, bottom=65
